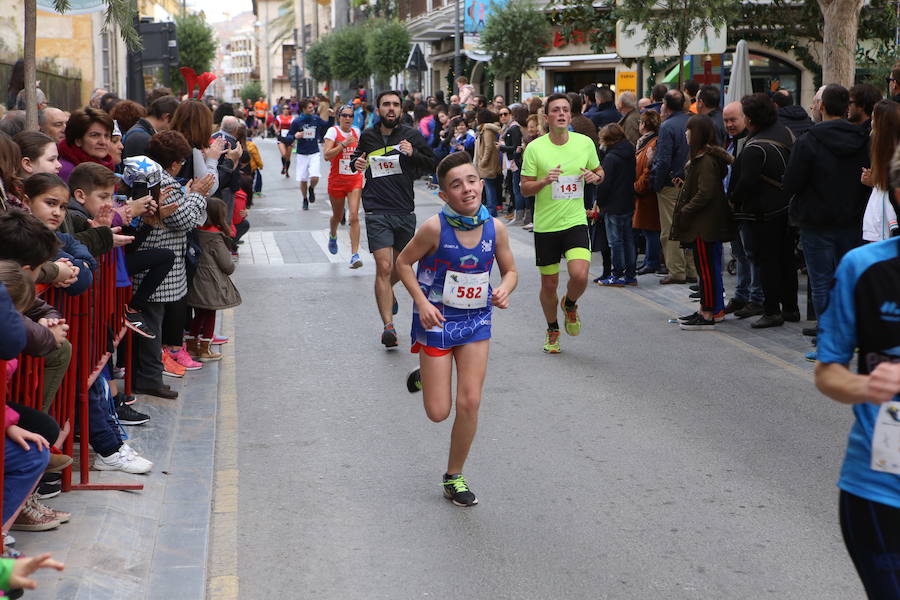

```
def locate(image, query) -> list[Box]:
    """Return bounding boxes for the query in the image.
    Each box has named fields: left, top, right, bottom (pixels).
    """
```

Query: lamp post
left=454, top=0, right=462, bottom=82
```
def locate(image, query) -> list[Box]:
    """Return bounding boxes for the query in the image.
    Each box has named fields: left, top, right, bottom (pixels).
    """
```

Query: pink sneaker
left=170, top=346, right=203, bottom=371
left=211, top=335, right=229, bottom=345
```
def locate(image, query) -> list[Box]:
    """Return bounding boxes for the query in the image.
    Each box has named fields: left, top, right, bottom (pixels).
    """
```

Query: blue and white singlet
left=410, top=213, right=496, bottom=350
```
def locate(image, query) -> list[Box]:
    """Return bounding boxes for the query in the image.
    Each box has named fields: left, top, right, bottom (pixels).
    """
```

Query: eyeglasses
left=499, top=111, right=510, bottom=116
left=339, top=113, right=354, bottom=118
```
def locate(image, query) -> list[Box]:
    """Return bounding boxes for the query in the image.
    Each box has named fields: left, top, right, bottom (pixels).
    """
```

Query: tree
left=816, top=0, right=864, bottom=87
left=306, top=36, right=334, bottom=89
left=22, top=0, right=138, bottom=130
left=327, top=24, right=370, bottom=85
left=173, top=13, right=217, bottom=94
left=479, top=2, right=552, bottom=100
left=240, top=81, right=264, bottom=104
left=365, top=20, right=411, bottom=88
left=616, top=0, right=738, bottom=89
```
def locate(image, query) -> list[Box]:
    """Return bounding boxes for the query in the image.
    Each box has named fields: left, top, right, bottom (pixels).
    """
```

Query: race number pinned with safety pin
left=871, top=399, right=900, bottom=475
left=302, top=127, right=316, bottom=140
left=280, top=129, right=290, bottom=138
left=442, top=270, right=489, bottom=309
left=370, top=155, right=402, bottom=178
left=338, top=159, right=354, bottom=175
left=552, top=175, right=583, bottom=201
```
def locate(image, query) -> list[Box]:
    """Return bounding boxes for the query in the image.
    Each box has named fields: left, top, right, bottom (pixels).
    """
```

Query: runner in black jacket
left=350, top=90, right=436, bottom=348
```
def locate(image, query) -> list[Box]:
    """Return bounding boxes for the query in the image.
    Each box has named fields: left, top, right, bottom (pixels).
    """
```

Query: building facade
left=406, top=0, right=819, bottom=108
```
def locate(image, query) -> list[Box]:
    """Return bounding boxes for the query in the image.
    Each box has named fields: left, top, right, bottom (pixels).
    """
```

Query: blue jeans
left=3, top=439, right=49, bottom=522
left=639, top=229, right=661, bottom=270
left=800, top=227, right=861, bottom=318
left=732, top=223, right=764, bottom=304
left=511, top=171, right=525, bottom=211
left=605, top=212, right=636, bottom=279
left=482, top=177, right=499, bottom=217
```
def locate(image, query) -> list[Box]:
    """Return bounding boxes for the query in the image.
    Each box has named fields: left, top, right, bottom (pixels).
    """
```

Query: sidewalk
left=13, top=353, right=222, bottom=599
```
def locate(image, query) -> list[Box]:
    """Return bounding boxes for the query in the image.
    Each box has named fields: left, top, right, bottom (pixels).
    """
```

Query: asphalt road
left=230, top=138, right=863, bottom=599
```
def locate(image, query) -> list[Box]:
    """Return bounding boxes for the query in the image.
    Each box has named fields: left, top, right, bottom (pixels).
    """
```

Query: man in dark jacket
left=773, top=90, right=813, bottom=139
left=651, top=89, right=696, bottom=284
left=722, top=101, right=764, bottom=318
left=645, top=84, right=667, bottom=113
left=581, top=85, right=599, bottom=121
left=595, top=128, right=637, bottom=284
left=350, top=90, right=436, bottom=348
left=590, top=87, right=621, bottom=129
left=848, top=83, right=881, bottom=135
left=696, top=85, right=726, bottom=146
left=122, top=95, right=178, bottom=159
left=784, top=84, right=870, bottom=357
left=729, top=94, right=798, bottom=329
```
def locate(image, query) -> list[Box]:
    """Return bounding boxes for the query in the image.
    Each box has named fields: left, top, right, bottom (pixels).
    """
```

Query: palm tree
left=22, top=0, right=139, bottom=130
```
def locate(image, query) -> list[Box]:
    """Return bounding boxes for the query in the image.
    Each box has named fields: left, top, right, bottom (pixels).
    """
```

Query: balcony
left=406, top=1, right=456, bottom=41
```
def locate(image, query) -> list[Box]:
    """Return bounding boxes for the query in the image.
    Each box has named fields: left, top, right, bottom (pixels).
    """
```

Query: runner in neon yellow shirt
left=521, top=93, right=604, bottom=353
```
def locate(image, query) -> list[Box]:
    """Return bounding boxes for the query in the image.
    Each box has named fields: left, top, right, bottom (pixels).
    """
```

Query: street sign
left=616, top=71, right=637, bottom=94
left=406, top=44, right=427, bottom=72
left=615, top=21, right=726, bottom=58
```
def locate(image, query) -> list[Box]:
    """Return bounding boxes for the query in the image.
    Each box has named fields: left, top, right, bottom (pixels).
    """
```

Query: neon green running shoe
left=543, top=329, right=561, bottom=354
left=442, top=473, right=477, bottom=507
left=560, top=297, right=581, bottom=336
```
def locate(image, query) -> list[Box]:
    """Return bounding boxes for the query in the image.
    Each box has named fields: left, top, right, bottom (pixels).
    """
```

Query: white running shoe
left=94, top=446, right=153, bottom=474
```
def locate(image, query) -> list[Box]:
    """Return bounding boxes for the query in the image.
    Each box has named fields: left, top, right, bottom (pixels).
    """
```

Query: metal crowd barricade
left=7, top=251, right=142, bottom=493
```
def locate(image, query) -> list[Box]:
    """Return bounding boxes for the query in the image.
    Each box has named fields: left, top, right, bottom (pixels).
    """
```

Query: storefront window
left=721, top=50, right=802, bottom=104
left=551, top=70, right=614, bottom=94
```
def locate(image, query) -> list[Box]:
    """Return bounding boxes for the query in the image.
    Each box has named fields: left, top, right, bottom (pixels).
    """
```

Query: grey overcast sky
left=187, top=0, right=254, bottom=22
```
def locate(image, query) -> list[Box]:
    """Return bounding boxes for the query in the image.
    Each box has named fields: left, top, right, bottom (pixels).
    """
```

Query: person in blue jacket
left=814, top=160, right=900, bottom=598
left=448, top=118, right=475, bottom=156
left=0, top=278, right=26, bottom=360
left=288, top=99, right=333, bottom=210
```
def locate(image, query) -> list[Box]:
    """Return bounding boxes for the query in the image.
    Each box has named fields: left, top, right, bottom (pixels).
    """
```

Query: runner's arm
left=519, top=175, right=548, bottom=197
left=816, top=362, right=900, bottom=406
left=322, top=137, right=342, bottom=161
left=396, top=217, right=444, bottom=324
left=490, top=219, right=518, bottom=309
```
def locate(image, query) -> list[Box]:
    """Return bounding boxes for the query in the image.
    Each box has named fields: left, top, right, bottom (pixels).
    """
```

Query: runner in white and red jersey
left=322, top=105, right=364, bottom=268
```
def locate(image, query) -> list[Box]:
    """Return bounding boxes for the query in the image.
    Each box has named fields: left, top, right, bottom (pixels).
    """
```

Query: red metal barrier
left=8, top=251, right=142, bottom=493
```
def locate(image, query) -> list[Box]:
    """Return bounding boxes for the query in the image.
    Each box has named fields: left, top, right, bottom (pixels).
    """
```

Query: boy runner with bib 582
left=396, top=151, right=517, bottom=507
left=520, top=93, right=604, bottom=354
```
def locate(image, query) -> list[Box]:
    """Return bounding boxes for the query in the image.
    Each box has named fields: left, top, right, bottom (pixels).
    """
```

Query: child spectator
left=0, top=132, right=27, bottom=211
left=185, top=197, right=242, bottom=361
left=132, top=130, right=212, bottom=398
left=232, top=173, right=251, bottom=245
left=449, top=118, right=475, bottom=156
left=58, top=162, right=120, bottom=256
left=0, top=261, right=73, bottom=531
left=118, top=156, right=179, bottom=340
left=245, top=130, right=263, bottom=196
left=21, top=173, right=96, bottom=297
left=0, top=211, right=151, bottom=473
left=0, top=553, right=65, bottom=594
left=0, top=210, right=72, bottom=414
left=14, top=131, right=61, bottom=177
